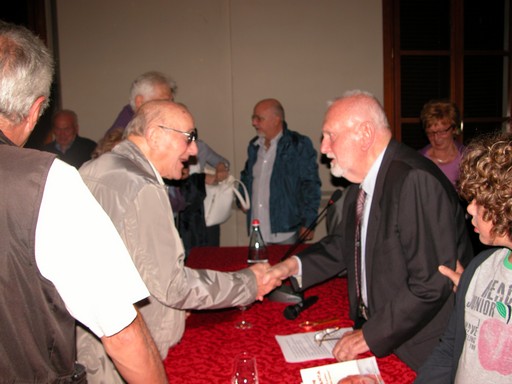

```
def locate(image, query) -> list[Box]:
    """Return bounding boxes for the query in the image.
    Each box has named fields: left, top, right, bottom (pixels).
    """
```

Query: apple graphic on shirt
left=478, top=318, right=512, bottom=375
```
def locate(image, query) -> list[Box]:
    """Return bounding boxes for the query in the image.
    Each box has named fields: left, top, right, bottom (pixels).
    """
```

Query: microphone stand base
left=267, top=285, right=303, bottom=303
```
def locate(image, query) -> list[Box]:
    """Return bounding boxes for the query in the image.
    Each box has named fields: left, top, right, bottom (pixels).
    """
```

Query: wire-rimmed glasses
left=314, top=327, right=341, bottom=346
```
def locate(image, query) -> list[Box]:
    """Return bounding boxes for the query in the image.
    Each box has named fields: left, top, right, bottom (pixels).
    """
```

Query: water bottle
left=248, top=219, right=268, bottom=263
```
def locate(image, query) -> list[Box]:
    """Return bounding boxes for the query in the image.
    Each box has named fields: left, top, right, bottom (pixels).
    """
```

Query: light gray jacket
left=79, top=140, right=256, bottom=356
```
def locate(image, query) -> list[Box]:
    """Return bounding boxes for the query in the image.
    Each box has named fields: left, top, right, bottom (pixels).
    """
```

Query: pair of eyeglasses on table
left=314, top=327, right=342, bottom=347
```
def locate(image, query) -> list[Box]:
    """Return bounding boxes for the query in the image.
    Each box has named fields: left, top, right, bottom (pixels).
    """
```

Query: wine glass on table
left=235, top=219, right=268, bottom=329
left=235, top=304, right=252, bottom=329
left=231, top=352, right=259, bottom=384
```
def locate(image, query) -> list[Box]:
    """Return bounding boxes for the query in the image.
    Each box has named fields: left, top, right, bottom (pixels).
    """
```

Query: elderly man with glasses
left=77, top=100, right=281, bottom=383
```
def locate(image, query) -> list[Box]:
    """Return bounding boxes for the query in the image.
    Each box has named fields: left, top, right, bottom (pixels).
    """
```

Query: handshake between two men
left=247, top=257, right=300, bottom=301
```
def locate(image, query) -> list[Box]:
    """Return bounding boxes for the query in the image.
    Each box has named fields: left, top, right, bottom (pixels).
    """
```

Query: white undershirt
left=35, top=159, right=149, bottom=337
left=359, top=149, right=385, bottom=306
left=252, top=132, right=294, bottom=243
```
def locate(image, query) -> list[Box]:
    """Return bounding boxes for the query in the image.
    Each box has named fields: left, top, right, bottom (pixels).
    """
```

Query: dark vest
left=0, top=132, right=76, bottom=382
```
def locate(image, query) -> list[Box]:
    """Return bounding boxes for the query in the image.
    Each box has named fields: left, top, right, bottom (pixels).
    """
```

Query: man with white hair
left=0, top=21, right=166, bottom=383
left=107, top=70, right=177, bottom=132
left=266, top=90, right=473, bottom=371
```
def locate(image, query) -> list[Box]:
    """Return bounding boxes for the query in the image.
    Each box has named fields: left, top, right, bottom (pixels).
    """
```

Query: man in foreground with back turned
left=0, top=21, right=166, bottom=383
left=77, top=99, right=281, bottom=382
left=265, top=90, right=473, bottom=371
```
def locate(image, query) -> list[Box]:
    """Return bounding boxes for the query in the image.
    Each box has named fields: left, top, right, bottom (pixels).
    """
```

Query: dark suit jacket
left=294, top=139, right=473, bottom=371
left=41, top=136, right=96, bottom=169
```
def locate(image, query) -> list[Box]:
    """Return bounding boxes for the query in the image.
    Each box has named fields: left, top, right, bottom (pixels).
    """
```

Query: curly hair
left=458, top=132, right=512, bottom=241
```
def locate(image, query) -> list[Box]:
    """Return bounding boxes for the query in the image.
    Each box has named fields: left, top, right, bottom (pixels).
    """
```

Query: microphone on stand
left=267, top=189, right=344, bottom=303
left=280, top=189, right=343, bottom=262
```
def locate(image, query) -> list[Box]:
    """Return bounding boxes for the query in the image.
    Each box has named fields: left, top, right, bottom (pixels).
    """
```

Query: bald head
left=52, top=109, right=79, bottom=150
left=125, top=100, right=197, bottom=180
left=125, top=100, right=192, bottom=138
left=321, top=90, right=392, bottom=183
left=255, top=99, right=285, bottom=120
left=326, top=91, right=390, bottom=136
left=251, top=98, right=285, bottom=144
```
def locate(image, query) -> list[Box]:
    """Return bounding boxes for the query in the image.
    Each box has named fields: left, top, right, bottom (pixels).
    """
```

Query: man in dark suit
left=266, top=90, right=473, bottom=371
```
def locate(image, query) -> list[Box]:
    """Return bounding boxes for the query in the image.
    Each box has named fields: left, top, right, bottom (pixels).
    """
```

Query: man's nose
left=188, top=141, right=198, bottom=156
left=320, top=136, right=330, bottom=154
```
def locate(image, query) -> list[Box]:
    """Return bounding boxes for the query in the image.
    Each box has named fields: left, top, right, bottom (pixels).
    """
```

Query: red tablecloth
left=163, top=246, right=417, bottom=383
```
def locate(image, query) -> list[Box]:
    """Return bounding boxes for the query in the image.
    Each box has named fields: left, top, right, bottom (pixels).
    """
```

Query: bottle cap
left=251, top=219, right=260, bottom=226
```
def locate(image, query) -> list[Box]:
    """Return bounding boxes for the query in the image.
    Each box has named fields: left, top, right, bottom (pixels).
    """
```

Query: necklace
left=431, top=144, right=457, bottom=164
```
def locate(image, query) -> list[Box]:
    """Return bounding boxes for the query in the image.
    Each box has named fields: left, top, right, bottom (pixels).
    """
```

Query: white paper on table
left=300, top=356, right=384, bottom=384
left=275, top=327, right=352, bottom=363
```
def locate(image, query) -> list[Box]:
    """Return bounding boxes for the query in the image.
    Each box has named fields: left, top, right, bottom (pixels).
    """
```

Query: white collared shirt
left=252, top=131, right=295, bottom=243
left=359, top=148, right=386, bottom=306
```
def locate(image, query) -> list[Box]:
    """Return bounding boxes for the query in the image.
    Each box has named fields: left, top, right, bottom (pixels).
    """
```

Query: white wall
left=56, top=0, right=383, bottom=245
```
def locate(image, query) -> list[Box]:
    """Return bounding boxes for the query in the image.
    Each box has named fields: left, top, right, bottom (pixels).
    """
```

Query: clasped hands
left=248, top=262, right=281, bottom=301
left=248, top=258, right=299, bottom=301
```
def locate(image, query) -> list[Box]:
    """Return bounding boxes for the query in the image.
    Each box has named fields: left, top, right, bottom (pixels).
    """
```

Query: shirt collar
left=361, top=147, right=386, bottom=197
left=255, top=130, right=283, bottom=148
left=56, top=137, right=76, bottom=153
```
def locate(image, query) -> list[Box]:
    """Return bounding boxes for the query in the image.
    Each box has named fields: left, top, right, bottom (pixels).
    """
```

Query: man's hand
left=332, top=329, right=369, bottom=362
left=249, top=262, right=282, bottom=300
left=439, top=260, right=464, bottom=292
left=263, top=257, right=300, bottom=286
left=215, top=163, right=229, bottom=182
left=299, top=226, right=315, bottom=241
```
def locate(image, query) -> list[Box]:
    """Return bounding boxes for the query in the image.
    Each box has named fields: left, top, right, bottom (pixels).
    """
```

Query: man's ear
left=359, top=121, right=375, bottom=151
left=18, top=96, right=46, bottom=145
left=145, top=124, right=160, bottom=148
left=26, top=96, right=45, bottom=130
left=134, top=95, right=144, bottom=110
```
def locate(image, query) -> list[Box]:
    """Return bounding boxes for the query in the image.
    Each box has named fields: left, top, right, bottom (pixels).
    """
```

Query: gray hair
left=128, top=71, right=177, bottom=110
left=0, top=21, right=54, bottom=124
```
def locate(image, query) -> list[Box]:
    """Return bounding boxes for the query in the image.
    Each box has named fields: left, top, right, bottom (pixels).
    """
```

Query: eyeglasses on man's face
left=158, top=125, right=198, bottom=144
left=425, top=125, right=455, bottom=138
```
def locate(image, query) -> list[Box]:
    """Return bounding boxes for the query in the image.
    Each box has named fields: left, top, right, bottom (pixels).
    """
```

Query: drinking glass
left=235, top=304, right=252, bottom=329
left=231, top=352, right=259, bottom=384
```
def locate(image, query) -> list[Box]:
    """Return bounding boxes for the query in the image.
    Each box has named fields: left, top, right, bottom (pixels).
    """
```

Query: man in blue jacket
left=240, top=98, right=321, bottom=244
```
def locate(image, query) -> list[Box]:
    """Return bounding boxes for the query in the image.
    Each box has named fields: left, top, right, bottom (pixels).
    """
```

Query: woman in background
left=419, top=99, right=464, bottom=187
